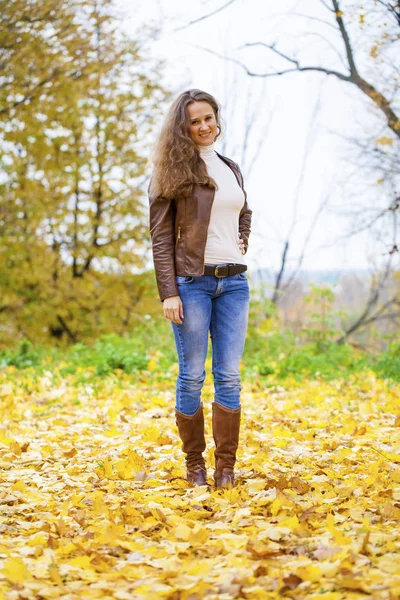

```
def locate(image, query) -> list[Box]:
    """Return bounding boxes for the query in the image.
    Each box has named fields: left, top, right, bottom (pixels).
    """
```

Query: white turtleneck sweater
left=198, top=143, right=246, bottom=266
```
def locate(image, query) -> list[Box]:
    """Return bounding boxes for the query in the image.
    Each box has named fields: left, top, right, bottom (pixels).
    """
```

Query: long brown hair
left=149, top=89, right=222, bottom=200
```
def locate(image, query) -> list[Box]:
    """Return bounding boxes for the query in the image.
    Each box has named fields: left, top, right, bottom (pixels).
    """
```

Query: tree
left=215, top=1, right=400, bottom=139
left=0, top=0, right=168, bottom=345
left=0, top=0, right=95, bottom=116
left=192, top=0, right=400, bottom=340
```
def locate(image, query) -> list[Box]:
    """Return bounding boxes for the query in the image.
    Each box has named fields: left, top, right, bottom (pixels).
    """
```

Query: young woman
left=148, top=89, right=252, bottom=488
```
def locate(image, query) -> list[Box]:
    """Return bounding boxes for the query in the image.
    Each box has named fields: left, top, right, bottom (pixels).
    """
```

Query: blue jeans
left=171, top=271, right=250, bottom=416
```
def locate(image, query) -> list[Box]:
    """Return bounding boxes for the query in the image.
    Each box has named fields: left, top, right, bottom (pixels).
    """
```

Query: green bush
left=373, top=341, right=400, bottom=381
left=60, top=323, right=177, bottom=376
left=61, top=335, right=148, bottom=376
left=244, top=328, right=297, bottom=376
left=276, top=342, right=370, bottom=380
left=0, top=340, right=57, bottom=369
left=0, top=319, right=178, bottom=377
left=2, top=297, right=399, bottom=384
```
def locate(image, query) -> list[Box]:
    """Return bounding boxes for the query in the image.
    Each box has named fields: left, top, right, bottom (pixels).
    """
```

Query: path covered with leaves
left=0, top=366, right=399, bottom=599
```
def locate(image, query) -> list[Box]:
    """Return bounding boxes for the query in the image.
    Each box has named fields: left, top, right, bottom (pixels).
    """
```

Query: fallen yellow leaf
left=2, top=557, right=31, bottom=584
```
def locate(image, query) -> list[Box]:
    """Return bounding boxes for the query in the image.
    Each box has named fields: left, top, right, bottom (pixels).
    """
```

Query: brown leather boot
left=175, top=402, right=208, bottom=486
left=212, top=402, right=241, bottom=488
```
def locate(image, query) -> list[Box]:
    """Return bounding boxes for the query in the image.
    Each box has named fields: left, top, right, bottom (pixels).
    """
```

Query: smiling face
left=187, top=101, right=218, bottom=146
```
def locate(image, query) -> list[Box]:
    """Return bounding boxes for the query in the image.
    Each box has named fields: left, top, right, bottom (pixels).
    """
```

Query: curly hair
left=149, top=89, right=223, bottom=200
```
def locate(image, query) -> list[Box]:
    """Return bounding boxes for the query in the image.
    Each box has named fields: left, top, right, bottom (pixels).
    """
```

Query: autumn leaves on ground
left=1, top=364, right=400, bottom=600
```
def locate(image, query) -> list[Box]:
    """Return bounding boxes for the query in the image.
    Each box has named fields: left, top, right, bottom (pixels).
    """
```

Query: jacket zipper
left=201, top=190, right=215, bottom=275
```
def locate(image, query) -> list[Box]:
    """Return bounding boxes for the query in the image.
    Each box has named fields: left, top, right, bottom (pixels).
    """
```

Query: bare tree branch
left=331, top=0, right=358, bottom=74
left=56, top=315, right=77, bottom=343
left=284, top=190, right=331, bottom=292
left=201, top=0, right=400, bottom=138
left=376, top=0, right=400, bottom=26
left=272, top=241, right=289, bottom=305
left=270, top=89, right=326, bottom=301
left=298, top=31, right=349, bottom=69
left=194, top=43, right=350, bottom=80
left=319, top=0, right=335, bottom=12
left=242, top=41, right=352, bottom=81
left=174, top=0, right=237, bottom=32
left=245, top=83, right=274, bottom=177
left=336, top=209, right=399, bottom=343
left=282, top=11, right=338, bottom=30
left=337, top=295, right=399, bottom=342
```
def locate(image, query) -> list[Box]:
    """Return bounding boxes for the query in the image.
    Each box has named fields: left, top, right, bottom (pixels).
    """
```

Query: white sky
left=116, top=0, right=398, bottom=274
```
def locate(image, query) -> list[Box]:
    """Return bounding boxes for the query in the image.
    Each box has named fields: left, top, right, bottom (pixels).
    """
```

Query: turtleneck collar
left=197, top=142, right=217, bottom=157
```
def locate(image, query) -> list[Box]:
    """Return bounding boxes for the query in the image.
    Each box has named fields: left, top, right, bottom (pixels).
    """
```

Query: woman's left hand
left=237, top=232, right=246, bottom=255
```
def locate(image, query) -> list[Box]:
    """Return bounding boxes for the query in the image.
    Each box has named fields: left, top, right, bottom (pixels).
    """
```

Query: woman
left=148, top=89, right=252, bottom=488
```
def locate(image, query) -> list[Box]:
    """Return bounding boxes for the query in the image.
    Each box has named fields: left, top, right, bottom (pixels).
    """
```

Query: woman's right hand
left=163, top=295, right=184, bottom=324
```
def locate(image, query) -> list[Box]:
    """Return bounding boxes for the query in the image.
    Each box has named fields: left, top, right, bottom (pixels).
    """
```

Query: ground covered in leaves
left=0, top=364, right=400, bottom=599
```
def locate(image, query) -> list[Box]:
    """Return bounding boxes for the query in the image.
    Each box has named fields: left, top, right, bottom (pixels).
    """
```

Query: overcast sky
left=116, top=0, right=397, bottom=275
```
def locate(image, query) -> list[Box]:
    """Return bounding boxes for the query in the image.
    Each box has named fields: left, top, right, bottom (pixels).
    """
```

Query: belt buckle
left=215, top=265, right=228, bottom=278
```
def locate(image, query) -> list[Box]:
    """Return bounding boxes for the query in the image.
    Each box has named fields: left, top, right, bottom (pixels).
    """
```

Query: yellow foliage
left=49, top=564, right=63, bottom=585
left=326, top=513, right=351, bottom=545
left=2, top=558, right=31, bottom=584
left=0, top=370, right=399, bottom=598
left=174, top=523, right=192, bottom=541
left=296, top=564, right=322, bottom=582
left=377, top=136, right=393, bottom=145
left=27, top=533, right=48, bottom=547
left=95, top=522, right=126, bottom=545
left=0, top=0, right=169, bottom=347
left=370, top=44, right=379, bottom=58
left=68, top=556, right=95, bottom=570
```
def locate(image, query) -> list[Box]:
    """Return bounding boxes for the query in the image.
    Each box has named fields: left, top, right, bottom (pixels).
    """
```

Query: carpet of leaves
left=0, top=364, right=400, bottom=599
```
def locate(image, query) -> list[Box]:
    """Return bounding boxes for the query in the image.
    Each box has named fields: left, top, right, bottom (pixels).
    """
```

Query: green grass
left=2, top=326, right=400, bottom=383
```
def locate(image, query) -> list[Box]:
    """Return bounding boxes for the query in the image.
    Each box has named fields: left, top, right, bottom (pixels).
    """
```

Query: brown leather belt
left=203, top=263, right=247, bottom=277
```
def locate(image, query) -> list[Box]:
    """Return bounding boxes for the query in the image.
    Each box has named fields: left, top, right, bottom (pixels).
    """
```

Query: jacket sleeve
left=237, top=166, right=252, bottom=254
left=148, top=186, right=179, bottom=303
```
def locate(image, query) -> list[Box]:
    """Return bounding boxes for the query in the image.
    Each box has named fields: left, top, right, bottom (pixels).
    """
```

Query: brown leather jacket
left=148, top=152, right=252, bottom=302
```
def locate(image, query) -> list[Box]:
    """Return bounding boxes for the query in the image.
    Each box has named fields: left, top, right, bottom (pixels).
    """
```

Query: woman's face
left=187, top=101, right=218, bottom=146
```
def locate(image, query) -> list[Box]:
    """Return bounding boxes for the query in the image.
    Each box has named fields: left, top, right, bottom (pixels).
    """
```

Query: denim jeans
left=171, top=271, right=250, bottom=416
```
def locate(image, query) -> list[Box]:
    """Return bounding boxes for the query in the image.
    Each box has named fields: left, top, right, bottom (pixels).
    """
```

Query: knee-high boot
left=175, top=402, right=208, bottom=486
left=212, top=401, right=241, bottom=488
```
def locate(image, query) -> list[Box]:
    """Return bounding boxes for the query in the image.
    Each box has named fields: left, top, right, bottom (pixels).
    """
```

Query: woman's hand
left=237, top=232, right=246, bottom=255
left=163, top=295, right=184, bottom=324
